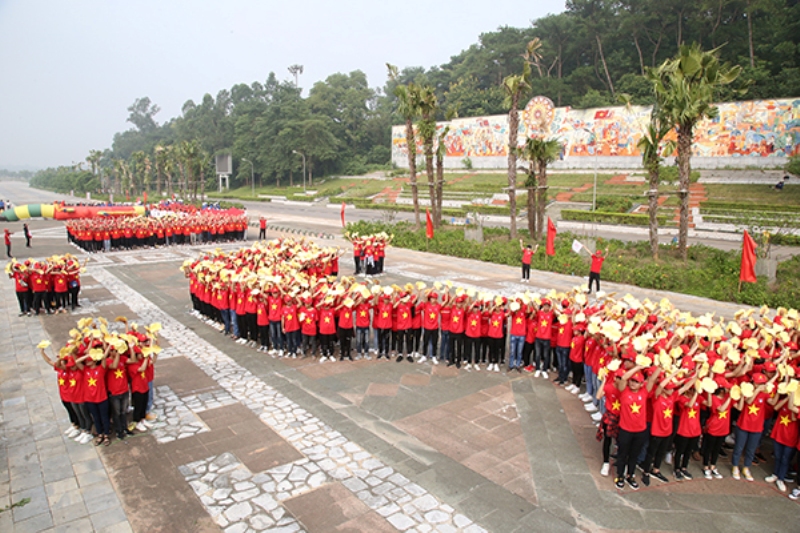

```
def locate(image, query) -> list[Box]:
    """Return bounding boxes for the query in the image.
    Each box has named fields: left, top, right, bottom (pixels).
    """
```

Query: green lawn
left=702, top=184, right=800, bottom=206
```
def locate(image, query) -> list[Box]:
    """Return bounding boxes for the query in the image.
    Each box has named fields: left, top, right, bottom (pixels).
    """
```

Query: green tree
left=519, top=138, right=562, bottom=240
left=388, top=64, right=422, bottom=228
left=648, top=43, right=742, bottom=259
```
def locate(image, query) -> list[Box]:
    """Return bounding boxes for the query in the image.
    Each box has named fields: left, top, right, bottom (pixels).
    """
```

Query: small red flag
left=340, top=202, right=346, bottom=228
left=739, top=230, right=757, bottom=283
left=546, top=217, right=557, bottom=256
left=426, top=209, right=434, bottom=239
left=143, top=191, right=148, bottom=204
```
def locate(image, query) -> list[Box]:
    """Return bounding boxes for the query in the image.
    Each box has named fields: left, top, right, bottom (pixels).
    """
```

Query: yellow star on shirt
left=115, top=369, right=124, bottom=379
left=402, top=312, right=408, bottom=319
left=559, top=327, right=564, bottom=334
left=360, top=311, right=368, bottom=317
left=748, top=404, right=760, bottom=416
left=492, top=320, right=499, bottom=327
left=516, top=317, right=523, bottom=324
left=382, top=312, right=389, bottom=318
left=452, top=316, right=459, bottom=323
left=429, top=313, right=436, bottom=319
left=718, top=410, right=728, bottom=419
left=611, top=400, right=621, bottom=412
left=271, top=304, right=277, bottom=310
left=324, top=317, right=331, bottom=323
left=688, top=408, right=697, bottom=419
left=58, top=377, right=65, bottom=386
left=140, top=372, right=146, bottom=379
left=630, top=402, right=642, bottom=414
left=780, top=415, right=791, bottom=426
left=69, top=379, right=76, bottom=387
left=88, top=377, right=97, bottom=387
left=541, top=320, right=548, bottom=326
left=599, top=357, right=605, bottom=366
left=287, top=315, right=293, bottom=320
left=663, top=407, right=673, bottom=419
left=470, top=320, right=478, bottom=327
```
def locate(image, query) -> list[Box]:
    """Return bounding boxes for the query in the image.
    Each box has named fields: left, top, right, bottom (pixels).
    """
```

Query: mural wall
left=391, top=98, right=800, bottom=170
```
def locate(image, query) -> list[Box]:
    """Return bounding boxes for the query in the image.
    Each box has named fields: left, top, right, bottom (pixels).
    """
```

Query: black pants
left=338, top=327, right=353, bottom=359
left=673, top=434, right=699, bottom=470
left=302, top=334, right=317, bottom=356
left=464, top=336, right=479, bottom=363
left=488, top=337, right=503, bottom=364
left=108, top=392, right=129, bottom=437
left=377, top=328, right=391, bottom=356
left=702, top=434, right=725, bottom=467
left=422, top=328, right=439, bottom=358
left=16, top=292, right=28, bottom=314
left=616, top=428, right=648, bottom=479
left=644, top=433, right=673, bottom=472
left=571, top=360, right=584, bottom=387
left=588, top=272, right=601, bottom=293
left=522, top=262, right=530, bottom=280
left=259, top=228, right=266, bottom=239
left=320, top=333, right=336, bottom=357
left=132, top=391, right=148, bottom=423
left=449, top=332, right=465, bottom=363
left=259, top=325, right=270, bottom=348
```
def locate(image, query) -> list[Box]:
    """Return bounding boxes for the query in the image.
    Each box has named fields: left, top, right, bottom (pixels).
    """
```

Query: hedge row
left=700, top=201, right=800, bottom=214
left=561, top=209, right=668, bottom=226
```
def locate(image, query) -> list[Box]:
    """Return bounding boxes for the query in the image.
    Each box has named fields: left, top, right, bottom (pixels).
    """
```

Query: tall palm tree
left=179, top=140, right=201, bottom=199
left=154, top=145, right=168, bottom=197
left=130, top=151, right=146, bottom=196
left=86, top=149, right=103, bottom=191
left=387, top=64, right=421, bottom=229
left=416, top=86, right=438, bottom=228
left=519, top=138, right=562, bottom=240
left=636, top=107, right=675, bottom=260
left=648, top=44, right=742, bottom=259
left=502, top=56, right=532, bottom=238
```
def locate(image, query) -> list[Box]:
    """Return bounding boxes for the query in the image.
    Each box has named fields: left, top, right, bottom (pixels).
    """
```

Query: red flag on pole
left=143, top=191, right=148, bottom=204
left=340, top=202, right=346, bottom=228
left=739, top=230, right=757, bottom=283
left=425, top=209, right=434, bottom=239
left=546, top=217, right=557, bottom=256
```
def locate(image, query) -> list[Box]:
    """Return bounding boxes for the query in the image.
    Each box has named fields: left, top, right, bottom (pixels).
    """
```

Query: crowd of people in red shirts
left=66, top=210, right=248, bottom=253
left=38, top=317, right=162, bottom=446
left=6, top=254, right=83, bottom=315
left=185, top=237, right=800, bottom=501
left=344, top=231, right=392, bottom=276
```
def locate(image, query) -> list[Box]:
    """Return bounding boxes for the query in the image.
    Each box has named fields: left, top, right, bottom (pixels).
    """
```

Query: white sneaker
left=777, top=479, right=787, bottom=492
left=600, top=463, right=610, bottom=477
left=432, top=358, right=439, bottom=365
left=80, top=432, right=94, bottom=444
left=591, top=412, right=602, bottom=422
left=570, top=387, right=579, bottom=395
left=579, top=393, right=591, bottom=402
left=474, top=364, right=481, bottom=372
left=534, top=370, right=541, bottom=378
left=541, top=371, right=549, bottom=379
left=278, top=350, right=284, bottom=357
left=494, top=364, right=500, bottom=372
left=268, top=349, right=277, bottom=355
left=465, top=363, right=472, bottom=370
left=142, top=419, right=154, bottom=428
left=765, top=474, right=778, bottom=483
left=65, top=427, right=80, bottom=438
left=418, top=356, right=427, bottom=364
left=584, top=403, right=598, bottom=413
left=135, top=421, right=147, bottom=432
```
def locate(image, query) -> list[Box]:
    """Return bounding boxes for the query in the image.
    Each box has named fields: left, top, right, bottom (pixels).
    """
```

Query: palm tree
left=434, top=109, right=457, bottom=229
left=502, top=52, right=533, bottom=239
left=648, top=44, right=742, bottom=259
left=154, top=145, right=168, bottom=197
left=636, top=107, right=675, bottom=260
left=519, top=138, right=562, bottom=240
left=130, top=151, right=146, bottom=196
left=179, top=140, right=201, bottom=199
left=387, top=64, right=421, bottom=229
left=416, top=86, right=439, bottom=228
left=86, top=149, right=103, bottom=191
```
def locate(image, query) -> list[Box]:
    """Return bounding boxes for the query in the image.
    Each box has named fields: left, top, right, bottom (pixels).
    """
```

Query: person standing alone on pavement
left=23, top=223, right=31, bottom=247
left=519, top=240, right=538, bottom=283
left=587, top=247, right=608, bottom=294
left=4, top=228, right=12, bottom=258
left=258, top=217, right=267, bottom=240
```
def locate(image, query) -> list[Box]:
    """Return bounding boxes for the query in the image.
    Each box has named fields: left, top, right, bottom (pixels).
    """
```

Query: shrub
left=561, top=209, right=667, bottom=226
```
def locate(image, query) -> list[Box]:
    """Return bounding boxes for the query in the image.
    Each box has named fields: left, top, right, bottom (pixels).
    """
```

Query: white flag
left=571, top=239, right=584, bottom=254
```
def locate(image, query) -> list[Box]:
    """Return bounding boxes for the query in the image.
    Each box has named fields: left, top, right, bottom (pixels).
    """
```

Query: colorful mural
left=391, top=98, right=800, bottom=166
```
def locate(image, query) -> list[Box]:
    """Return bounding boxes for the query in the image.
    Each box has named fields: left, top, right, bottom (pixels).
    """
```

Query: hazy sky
left=0, top=0, right=564, bottom=170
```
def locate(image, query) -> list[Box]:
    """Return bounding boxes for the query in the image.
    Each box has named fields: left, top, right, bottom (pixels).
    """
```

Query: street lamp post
left=242, top=158, right=254, bottom=197
left=292, top=150, right=306, bottom=193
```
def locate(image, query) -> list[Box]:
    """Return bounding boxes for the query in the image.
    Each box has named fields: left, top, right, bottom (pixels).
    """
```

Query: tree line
left=29, top=0, right=798, bottom=199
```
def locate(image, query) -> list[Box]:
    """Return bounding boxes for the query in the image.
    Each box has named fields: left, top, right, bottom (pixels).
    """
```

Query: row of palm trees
left=391, top=41, right=741, bottom=261
left=85, top=140, right=213, bottom=202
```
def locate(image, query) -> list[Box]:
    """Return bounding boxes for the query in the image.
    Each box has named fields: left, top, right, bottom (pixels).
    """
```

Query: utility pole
left=288, top=64, right=303, bottom=89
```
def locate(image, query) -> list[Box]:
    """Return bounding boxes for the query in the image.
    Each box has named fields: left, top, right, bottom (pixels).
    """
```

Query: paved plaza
left=1, top=226, right=799, bottom=532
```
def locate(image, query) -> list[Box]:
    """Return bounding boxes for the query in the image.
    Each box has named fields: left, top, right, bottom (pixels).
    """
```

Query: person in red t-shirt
left=642, top=371, right=687, bottom=484
left=587, top=247, right=608, bottom=294
left=766, top=392, right=798, bottom=491
left=464, top=300, right=483, bottom=370
left=731, top=373, right=773, bottom=481
left=701, top=380, right=732, bottom=480
left=39, top=346, right=93, bottom=443
left=354, top=298, right=372, bottom=360
left=508, top=300, right=527, bottom=371
left=420, top=292, right=440, bottom=364
left=486, top=305, right=506, bottom=372
left=300, top=298, right=319, bottom=358
left=127, top=348, right=152, bottom=432
left=106, top=348, right=131, bottom=441
left=566, top=318, right=587, bottom=393
left=76, top=347, right=111, bottom=446
left=336, top=299, right=355, bottom=361
left=673, top=381, right=703, bottom=480
left=597, top=368, right=625, bottom=476
left=533, top=299, right=554, bottom=378
left=614, top=365, right=660, bottom=490
left=394, top=296, right=413, bottom=363
left=374, top=295, right=393, bottom=359
left=447, top=295, right=467, bottom=367
left=282, top=296, right=301, bottom=358
left=519, top=241, right=538, bottom=283
left=258, top=216, right=267, bottom=240
left=318, top=300, right=338, bottom=361
left=554, top=301, right=573, bottom=385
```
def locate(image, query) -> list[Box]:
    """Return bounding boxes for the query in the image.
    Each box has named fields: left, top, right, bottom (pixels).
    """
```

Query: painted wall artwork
left=391, top=98, right=800, bottom=167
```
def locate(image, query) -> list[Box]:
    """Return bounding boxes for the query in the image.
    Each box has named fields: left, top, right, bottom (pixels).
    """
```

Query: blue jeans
left=285, top=330, right=300, bottom=355
left=269, top=321, right=284, bottom=351
left=440, top=331, right=451, bottom=361
left=732, top=426, right=761, bottom=467
left=555, top=346, right=570, bottom=383
left=509, top=335, right=524, bottom=369
left=221, top=308, right=232, bottom=335
left=773, top=441, right=795, bottom=480
left=356, top=327, right=370, bottom=355
left=86, top=399, right=110, bottom=435
left=584, top=364, right=597, bottom=404
left=534, top=338, right=551, bottom=371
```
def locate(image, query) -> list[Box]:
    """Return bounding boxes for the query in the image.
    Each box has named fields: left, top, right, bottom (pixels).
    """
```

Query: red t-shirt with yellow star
left=619, top=387, right=648, bottom=432
left=127, top=360, right=150, bottom=393
left=770, top=405, right=799, bottom=448
left=650, top=391, right=677, bottom=437
left=283, top=304, right=301, bottom=332
left=83, top=366, right=108, bottom=403
left=510, top=309, right=527, bottom=337
left=318, top=308, right=337, bottom=335
left=423, top=303, right=440, bottom=331
left=55, top=366, right=71, bottom=402
left=534, top=310, right=554, bottom=340
left=395, top=302, right=412, bottom=330
left=487, top=311, right=506, bottom=339
left=106, top=356, right=129, bottom=396
left=737, top=392, right=768, bottom=433
left=465, top=310, right=482, bottom=338
left=603, top=380, right=621, bottom=416
left=676, top=395, right=702, bottom=438
left=300, top=307, right=318, bottom=336
left=356, top=303, right=372, bottom=329
left=705, top=394, right=731, bottom=436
